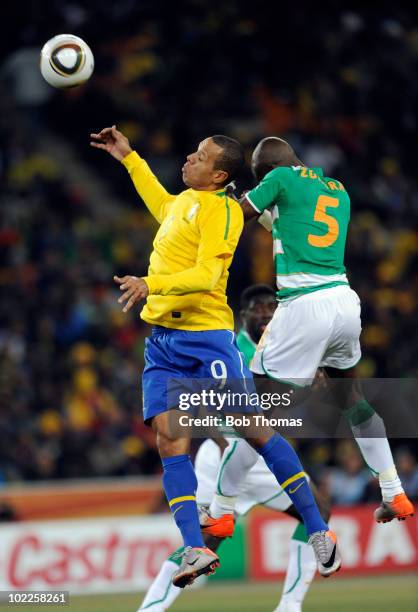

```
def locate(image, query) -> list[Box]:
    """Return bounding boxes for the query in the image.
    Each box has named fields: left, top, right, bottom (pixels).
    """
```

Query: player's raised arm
left=90, top=125, right=175, bottom=223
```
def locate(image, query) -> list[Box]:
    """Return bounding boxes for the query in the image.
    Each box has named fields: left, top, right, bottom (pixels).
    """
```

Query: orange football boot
left=374, top=493, right=415, bottom=523
left=200, top=512, right=235, bottom=538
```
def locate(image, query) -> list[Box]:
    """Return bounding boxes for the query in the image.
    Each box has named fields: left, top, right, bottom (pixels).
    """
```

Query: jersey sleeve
left=121, top=151, right=176, bottom=224
left=143, top=257, right=224, bottom=295
left=197, top=195, right=244, bottom=262
left=245, top=169, right=284, bottom=213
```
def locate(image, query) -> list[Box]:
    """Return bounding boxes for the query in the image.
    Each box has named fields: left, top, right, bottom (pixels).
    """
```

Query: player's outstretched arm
left=90, top=126, right=175, bottom=223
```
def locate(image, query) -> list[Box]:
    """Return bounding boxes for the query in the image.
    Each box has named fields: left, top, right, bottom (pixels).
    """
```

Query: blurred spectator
left=395, top=447, right=418, bottom=501
left=325, top=442, right=371, bottom=505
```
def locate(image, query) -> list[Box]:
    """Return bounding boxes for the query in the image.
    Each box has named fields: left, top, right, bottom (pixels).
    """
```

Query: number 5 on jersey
left=308, top=195, right=339, bottom=248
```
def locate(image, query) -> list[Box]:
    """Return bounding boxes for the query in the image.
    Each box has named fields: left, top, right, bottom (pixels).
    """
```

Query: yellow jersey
left=121, top=151, right=244, bottom=331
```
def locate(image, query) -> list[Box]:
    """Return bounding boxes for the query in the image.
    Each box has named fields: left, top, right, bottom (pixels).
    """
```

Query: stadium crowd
left=0, top=3, right=417, bottom=502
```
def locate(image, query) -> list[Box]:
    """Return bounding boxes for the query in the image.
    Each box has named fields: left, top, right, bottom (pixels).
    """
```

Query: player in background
left=91, top=127, right=341, bottom=585
left=138, top=284, right=328, bottom=612
left=235, top=284, right=277, bottom=363
left=209, top=137, right=414, bottom=532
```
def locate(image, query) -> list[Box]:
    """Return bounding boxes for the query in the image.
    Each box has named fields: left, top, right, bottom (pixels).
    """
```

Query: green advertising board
left=209, top=518, right=246, bottom=581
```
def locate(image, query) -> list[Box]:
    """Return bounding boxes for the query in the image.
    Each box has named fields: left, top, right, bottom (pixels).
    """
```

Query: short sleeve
left=197, top=195, right=244, bottom=261
left=246, top=169, right=284, bottom=213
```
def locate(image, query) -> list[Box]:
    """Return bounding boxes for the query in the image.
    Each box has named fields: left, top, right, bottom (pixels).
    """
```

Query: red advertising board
left=248, top=504, right=418, bottom=580
left=0, top=516, right=181, bottom=594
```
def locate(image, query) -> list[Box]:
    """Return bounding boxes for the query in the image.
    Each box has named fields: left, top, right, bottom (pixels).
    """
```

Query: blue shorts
left=142, top=326, right=252, bottom=424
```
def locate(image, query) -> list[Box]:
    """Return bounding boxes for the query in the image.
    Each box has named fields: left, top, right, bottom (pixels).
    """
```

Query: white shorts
left=251, top=285, right=362, bottom=385
left=195, top=439, right=292, bottom=514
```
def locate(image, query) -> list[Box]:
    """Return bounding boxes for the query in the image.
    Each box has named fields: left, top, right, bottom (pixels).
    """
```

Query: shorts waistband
left=151, top=326, right=234, bottom=336
left=151, top=325, right=181, bottom=336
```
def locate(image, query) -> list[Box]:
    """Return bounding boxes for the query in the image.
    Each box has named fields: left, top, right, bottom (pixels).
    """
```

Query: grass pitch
left=4, top=574, right=417, bottom=612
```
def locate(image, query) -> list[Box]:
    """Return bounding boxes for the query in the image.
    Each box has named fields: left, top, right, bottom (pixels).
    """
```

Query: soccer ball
left=40, top=34, right=94, bottom=88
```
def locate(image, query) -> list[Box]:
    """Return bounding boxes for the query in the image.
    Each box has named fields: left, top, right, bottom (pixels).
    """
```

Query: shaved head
left=251, top=137, right=303, bottom=182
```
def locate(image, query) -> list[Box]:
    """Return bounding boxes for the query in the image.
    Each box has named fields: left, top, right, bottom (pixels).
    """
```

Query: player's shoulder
left=200, top=190, right=243, bottom=217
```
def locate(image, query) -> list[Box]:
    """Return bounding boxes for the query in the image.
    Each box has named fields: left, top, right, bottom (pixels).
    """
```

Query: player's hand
left=114, top=275, right=149, bottom=312
left=90, top=126, right=133, bottom=162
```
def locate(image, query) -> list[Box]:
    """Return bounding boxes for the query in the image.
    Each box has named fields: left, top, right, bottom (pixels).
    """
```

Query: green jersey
left=236, top=329, right=256, bottom=366
left=247, top=166, right=350, bottom=300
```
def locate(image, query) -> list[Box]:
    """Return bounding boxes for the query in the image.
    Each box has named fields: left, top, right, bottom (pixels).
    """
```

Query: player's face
left=182, top=138, right=227, bottom=190
left=242, top=294, right=276, bottom=343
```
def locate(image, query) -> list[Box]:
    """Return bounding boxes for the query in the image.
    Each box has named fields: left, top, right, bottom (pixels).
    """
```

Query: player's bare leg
left=326, top=366, right=414, bottom=522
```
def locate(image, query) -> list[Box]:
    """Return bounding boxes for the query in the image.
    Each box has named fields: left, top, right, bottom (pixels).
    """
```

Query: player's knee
left=247, top=435, right=270, bottom=450
left=156, top=428, right=190, bottom=458
left=151, top=413, right=190, bottom=456
left=157, top=433, right=190, bottom=458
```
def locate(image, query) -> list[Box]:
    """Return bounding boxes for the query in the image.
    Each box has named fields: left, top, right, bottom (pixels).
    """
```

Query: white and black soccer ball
left=40, top=34, right=94, bottom=89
